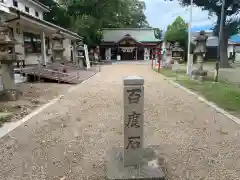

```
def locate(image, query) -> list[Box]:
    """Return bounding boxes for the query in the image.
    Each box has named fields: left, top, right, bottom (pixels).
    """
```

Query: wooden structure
left=15, top=62, right=99, bottom=84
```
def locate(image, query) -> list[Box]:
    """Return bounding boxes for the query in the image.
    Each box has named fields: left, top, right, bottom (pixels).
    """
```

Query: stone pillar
left=105, top=48, right=111, bottom=61
left=1, top=64, right=14, bottom=90
left=41, top=31, right=47, bottom=65
left=187, top=54, right=193, bottom=75
left=123, top=76, right=144, bottom=166
left=105, top=76, right=166, bottom=180
left=84, top=44, right=90, bottom=69
left=144, top=48, right=150, bottom=61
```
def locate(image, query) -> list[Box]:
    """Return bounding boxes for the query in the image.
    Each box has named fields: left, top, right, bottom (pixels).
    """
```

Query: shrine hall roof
left=102, top=28, right=161, bottom=43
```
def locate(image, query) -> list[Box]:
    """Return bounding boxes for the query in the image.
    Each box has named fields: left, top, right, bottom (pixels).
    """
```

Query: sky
left=143, top=0, right=217, bottom=31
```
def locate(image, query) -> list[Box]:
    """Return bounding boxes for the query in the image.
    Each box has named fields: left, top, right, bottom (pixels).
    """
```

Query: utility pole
left=215, top=0, right=225, bottom=82
left=186, top=0, right=193, bottom=76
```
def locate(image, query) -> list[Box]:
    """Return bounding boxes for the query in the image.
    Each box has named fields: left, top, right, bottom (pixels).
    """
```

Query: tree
left=38, top=0, right=70, bottom=28
left=165, top=0, right=240, bottom=67
left=154, top=28, right=163, bottom=39
left=164, top=16, right=188, bottom=44
left=39, top=0, right=150, bottom=46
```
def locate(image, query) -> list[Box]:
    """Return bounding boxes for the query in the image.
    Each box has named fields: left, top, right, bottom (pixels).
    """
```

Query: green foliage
left=164, top=16, right=188, bottom=45
left=38, top=0, right=150, bottom=46
left=165, top=0, right=240, bottom=67
left=153, top=28, right=163, bottom=39
left=166, top=0, right=240, bottom=36
left=157, top=68, right=240, bottom=114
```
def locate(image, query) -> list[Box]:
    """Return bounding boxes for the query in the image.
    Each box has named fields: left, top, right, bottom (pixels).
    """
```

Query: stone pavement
left=0, top=63, right=240, bottom=180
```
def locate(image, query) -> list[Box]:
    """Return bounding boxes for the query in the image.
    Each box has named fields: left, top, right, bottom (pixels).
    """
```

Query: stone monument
left=51, top=30, right=65, bottom=62
left=76, top=41, right=85, bottom=69
left=171, top=42, right=183, bottom=72
left=192, top=30, right=208, bottom=81
left=165, top=42, right=173, bottom=68
left=0, top=20, right=21, bottom=101
left=105, top=76, right=166, bottom=180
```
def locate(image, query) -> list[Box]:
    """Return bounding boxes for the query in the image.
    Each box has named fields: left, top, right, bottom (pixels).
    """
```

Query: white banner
left=120, top=47, right=135, bottom=53
left=84, top=44, right=90, bottom=69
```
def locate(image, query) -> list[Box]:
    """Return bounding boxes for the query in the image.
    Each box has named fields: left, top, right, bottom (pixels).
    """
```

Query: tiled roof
left=102, top=28, right=161, bottom=43
left=231, top=34, right=240, bottom=43
left=30, top=0, right=50, bottom=11
left=9, top=7, right=83, bottom=40
left=191, top=25, right=213, bottom=32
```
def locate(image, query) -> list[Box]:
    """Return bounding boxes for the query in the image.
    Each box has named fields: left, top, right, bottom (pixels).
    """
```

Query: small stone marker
left=105, top=76, right=166, bottom=180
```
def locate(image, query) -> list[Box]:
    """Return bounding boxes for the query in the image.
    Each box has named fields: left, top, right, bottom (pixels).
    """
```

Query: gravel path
left=0, top=63, right=240, bottom=180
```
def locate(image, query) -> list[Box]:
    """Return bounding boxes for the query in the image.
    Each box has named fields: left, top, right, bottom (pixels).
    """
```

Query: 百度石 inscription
left=126, top=136, right=141, bottom=150
left=123, top=76, right=144, bottom=166
left=125, top=111, right=141, bottom=128
left=126, top=88, right=141, bottom=104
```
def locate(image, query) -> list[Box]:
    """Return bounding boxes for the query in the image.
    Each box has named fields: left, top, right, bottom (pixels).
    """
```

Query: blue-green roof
left=102, top=28, right=161, bottom=43
left=231, top=34, right=240, bottom=43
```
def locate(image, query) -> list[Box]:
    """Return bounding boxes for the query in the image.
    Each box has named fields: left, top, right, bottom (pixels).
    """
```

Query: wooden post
left=41, top=31, right=47, bottom=66
left=38, top=60, right=41, bottom=82
left=158, top=49, right=161, bottom=73
left=151, top=54, right=154, bottom=69
left=135, top=47, right=138, bottom=61
left=158, top=55, right=161, bottom=73
left=58, top=69, right=60, bottom=84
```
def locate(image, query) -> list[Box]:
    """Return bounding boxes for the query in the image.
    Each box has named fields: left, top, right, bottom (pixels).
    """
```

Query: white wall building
left=0, top=0, right=82, bottom=65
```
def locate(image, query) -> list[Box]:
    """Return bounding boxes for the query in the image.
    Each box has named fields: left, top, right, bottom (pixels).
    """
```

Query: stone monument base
left=191, top=69, right=208, bottom=81
left=0, top=89, right=22, bottom=101
left=105, top=147, right=166, bottom=180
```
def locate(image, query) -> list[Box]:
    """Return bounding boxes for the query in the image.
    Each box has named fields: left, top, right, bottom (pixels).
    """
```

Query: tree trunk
left=220, top=26, right=230, bottom=68
left=218, top=10, right=231, bottom=68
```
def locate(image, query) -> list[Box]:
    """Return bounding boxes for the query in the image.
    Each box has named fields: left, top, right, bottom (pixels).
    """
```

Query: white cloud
left=143, top=0, right=217, bottom=30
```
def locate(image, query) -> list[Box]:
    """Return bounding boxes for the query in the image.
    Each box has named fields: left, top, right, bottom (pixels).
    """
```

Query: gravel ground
left=0, top=83, right=72, bottom=125
left=0, top=64, right=240, bottom=180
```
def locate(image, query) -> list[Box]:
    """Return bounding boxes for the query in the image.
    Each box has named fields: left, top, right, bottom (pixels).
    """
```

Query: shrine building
left=100, top=28, right=162, bottom=61
left=0, top=0, right=82, bottom=65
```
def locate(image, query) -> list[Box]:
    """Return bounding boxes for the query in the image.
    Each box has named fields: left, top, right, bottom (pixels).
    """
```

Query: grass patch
left=156, top=68, right=240, bottom=114
left=0, top=112, right=13, bottom=126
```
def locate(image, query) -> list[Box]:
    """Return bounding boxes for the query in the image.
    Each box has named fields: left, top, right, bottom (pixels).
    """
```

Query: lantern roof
left=52, top=30, right=65, bottom=40
left=0, top=21, right=10, bottom=32
left=0, top=21, right=18, bottom=45
left=172, top=42, right=183, bottom=52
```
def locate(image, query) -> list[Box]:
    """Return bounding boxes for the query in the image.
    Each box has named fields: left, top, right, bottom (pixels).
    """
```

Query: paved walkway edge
left=168, top=79, right=240, bottom=125
left=0, top=71, right=100, bottom=139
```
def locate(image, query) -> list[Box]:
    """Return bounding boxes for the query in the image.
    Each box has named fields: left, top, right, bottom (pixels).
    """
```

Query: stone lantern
left=95, top=45, right=100, bottom=62
left=51, top=30, right=65, bottom=62
left=0, top=20, right=21, bottom=101
left=76, top=41, right=85, bottom=69
left=192, top=30, right=208, bottom=81
left=172, top=42, right=183, bottom=71
left=172, top=42, right=183, bottom=61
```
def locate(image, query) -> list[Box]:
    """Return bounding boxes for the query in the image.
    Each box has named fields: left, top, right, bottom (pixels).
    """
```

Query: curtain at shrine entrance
left=119, top=47, right=136, bottom=60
